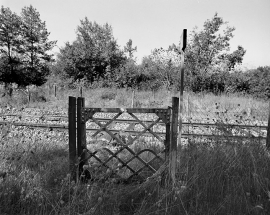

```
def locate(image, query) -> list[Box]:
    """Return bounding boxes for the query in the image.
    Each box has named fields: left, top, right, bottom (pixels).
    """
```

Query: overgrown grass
left=1, top=122, right=270, bottom=214
left=1, top=86, right=268, bottom=118
left=0, top=87, right=270, bottom=214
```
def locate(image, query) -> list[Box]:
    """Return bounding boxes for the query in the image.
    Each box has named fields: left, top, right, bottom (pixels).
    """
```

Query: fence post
left=79, top=86, right=83, bottom=97
left=170, top=97, right=179, bottom=185
left=27, top=86, right=30, bottom=103
left=77, top=97, right=87, bottom=180
left=152, top=90, right=156, bottom=100
left=68, top=97, right=77, bottom=181
left=165, top=108, right=171, bottom=161
left=131, top=90, right=135, bottom=108
left=54, top=84, right=57, bottom=98
left=267, top=101, right=270, bottom=149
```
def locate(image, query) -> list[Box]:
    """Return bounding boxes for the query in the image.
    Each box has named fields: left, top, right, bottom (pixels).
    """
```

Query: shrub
left=101, top=89, right=117, bottom=100
left=30, top=91, right=47, bottom=102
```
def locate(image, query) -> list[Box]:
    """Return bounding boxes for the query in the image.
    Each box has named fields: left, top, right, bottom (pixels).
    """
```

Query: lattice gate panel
left=78, top=106, right=171, bottom=183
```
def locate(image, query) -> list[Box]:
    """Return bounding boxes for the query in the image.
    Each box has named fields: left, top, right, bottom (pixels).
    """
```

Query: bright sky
left=1, top=0, right=270, bottom=68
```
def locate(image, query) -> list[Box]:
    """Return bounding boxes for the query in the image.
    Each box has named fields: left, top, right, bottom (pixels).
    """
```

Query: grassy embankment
left=0, top=87, right=270, bottom=214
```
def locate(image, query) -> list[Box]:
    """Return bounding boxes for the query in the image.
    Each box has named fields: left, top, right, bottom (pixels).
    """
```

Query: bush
left=30, top=91, right=47, bottom=102
left=101, top=89, right=117, bottom=100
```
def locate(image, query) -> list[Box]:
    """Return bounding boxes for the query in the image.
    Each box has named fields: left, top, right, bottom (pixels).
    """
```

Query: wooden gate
left=68, top=97, right=179, bottom=183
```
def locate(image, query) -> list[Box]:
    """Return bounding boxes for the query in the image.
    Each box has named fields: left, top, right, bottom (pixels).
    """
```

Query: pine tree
left=19, top=5, right=56, bottom=86
left=0, top=6, right=22, bottom=87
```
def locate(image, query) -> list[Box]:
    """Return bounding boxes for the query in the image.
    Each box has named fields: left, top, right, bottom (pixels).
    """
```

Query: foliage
left=216, top=66, right=270, bottom=99
left=185, top=13, right=246, bottom=75
left=167, top=13, right=246, bottom=93
left=112, top=13, right=248, bottom=93
left=0, top=6, right=22, bottom=85
left=56, top=18, right=126, bottom=84
left=146, top=47, right=181, bottom=90
left=124, top=39, right=137, bottom=60
left=0, top=5, right=56, bottom=87
left=225, top=71, right=251, bottom=94
left=189, top=70, right=229, bottom=94
left=245, top=66, right=270, bottom=99
left=113, top=59, right=149, bottom=89
left=49, top=12, right=269, bottom=99
left=19, top=5, right=56, bottom=86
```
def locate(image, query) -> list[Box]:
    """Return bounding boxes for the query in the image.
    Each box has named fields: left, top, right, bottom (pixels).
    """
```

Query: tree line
left=0, top=5, right=56, bottom=88
left=0, top=6, right=269, bottom=99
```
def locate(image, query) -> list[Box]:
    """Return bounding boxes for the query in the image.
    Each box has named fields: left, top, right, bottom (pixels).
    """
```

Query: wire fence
left=1, top=88, right=269, bottom=144
left=179, top=96, right=269, bottom=149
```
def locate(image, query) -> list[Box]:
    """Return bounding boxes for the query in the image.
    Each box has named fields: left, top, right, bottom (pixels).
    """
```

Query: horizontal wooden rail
left=183, top=133, right=266, bottom=140
left=0, top=114, right=267, bottom=129
left=0, top=120, right=266, bottom=140
left=0, top=114, right=68, bottom=118
left=0, top=115, right=267, bottom=129
left=0, top=121, right=69, bottom=129
left=91, top=118, right=268, bottom=129
left=84, top=107, right=168, bottom=113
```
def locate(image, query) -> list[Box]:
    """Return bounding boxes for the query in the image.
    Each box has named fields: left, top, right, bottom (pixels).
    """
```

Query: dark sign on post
left=178, top=29, right=187, bottom=146
left=180, top=29, right=187, bottom=52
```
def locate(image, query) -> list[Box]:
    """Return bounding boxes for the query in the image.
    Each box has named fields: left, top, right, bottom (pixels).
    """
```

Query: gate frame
left=68, top=96, right=179, bottom=183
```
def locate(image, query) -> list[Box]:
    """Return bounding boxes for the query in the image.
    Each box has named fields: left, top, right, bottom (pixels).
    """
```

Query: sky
left=1, top=0, right=270, bottom=69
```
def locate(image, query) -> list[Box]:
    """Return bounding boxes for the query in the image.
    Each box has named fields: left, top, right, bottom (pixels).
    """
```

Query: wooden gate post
left=68, top=96, right=77, bottom=181
left=77, top=97, right=87, bottom=179
left=170, top=97, right=179, bottom=185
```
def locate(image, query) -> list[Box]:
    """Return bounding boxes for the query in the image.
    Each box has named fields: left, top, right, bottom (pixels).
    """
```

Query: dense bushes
left=246, top=66, right=270, bottom=99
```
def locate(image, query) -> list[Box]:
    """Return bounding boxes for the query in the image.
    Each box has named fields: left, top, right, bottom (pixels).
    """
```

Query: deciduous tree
left=185, top=13, right=245, bottom=75
left=142, top=47, right=181, bottom=90
left=124, top=39, right=137, bottom=60
left=57, top=18, right=126, bottom=84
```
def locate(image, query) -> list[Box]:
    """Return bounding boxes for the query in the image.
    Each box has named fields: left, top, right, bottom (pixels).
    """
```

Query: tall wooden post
left=170, top=97, right=179, bottom=185
left=152, top=90, right=156, bottom=100
left=178, top=29, right=187, bottom=145
left=266, top=101, right=270, bottom=149
left=27, top=86, right=31, bottom=103
left=77, top=97, right=87, bottom=179
left=165, top=108, right=171, bottom=160
left=68, top=97, right=77, bottom=181
left=54, top=84, right=57, bottom=98
left=131, top=90, right=135, bottom=108
left=79, top=86, right=83, bottom=97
